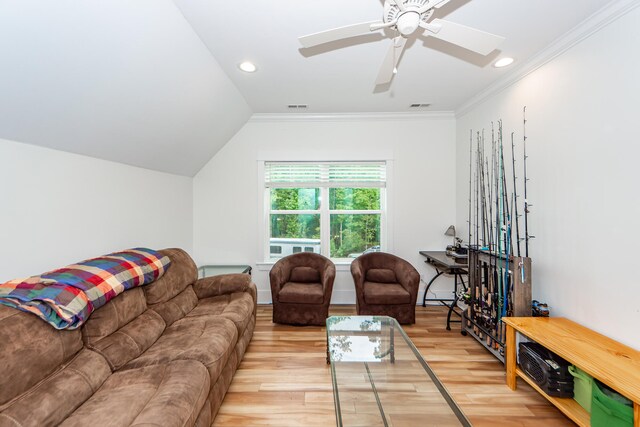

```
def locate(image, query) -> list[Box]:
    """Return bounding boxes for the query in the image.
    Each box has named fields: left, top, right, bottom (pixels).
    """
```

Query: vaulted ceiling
left=0, top=0, right=611, bottom=176
left=0, top=0, right=251, bottom=176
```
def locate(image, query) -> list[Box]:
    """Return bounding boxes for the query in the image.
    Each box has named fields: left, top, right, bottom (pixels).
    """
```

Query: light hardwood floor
left=213, top=305, right=573, bottom=426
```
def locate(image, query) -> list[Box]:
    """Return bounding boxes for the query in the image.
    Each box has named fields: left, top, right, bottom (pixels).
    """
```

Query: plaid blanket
left=0, top=248, right=170, bottom=330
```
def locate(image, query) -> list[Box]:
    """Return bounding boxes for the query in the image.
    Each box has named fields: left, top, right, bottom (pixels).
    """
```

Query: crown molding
left=249, top=111, right=455, bottom=123
left=455, top=0, right=640, bottom=118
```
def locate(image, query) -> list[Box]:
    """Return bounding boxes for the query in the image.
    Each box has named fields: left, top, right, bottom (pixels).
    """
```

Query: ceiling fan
left=299, top=0, right=505, bottom=85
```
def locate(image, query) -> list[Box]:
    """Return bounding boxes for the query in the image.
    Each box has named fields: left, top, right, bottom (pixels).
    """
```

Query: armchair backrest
left=271, top=252, right=335, bottom=284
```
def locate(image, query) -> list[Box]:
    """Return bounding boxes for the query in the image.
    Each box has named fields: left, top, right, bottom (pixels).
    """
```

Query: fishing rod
left=523, top=106, right=535, bottom=257
left=468, top=130, right=472, bottom=249
left=498, top=121, right=513, bottom=257
left=503, top=209, right=511, bottom=318
left=480, top=130, right=489, bottom=248
left=496, top=121, right=504, bottom=324
left=479, top=131, right=490, bottom=320
left=486, top=158, right=493, bottom=251
left=511, top=132, right=522, bottom=257
left=474, top=133, right=481, bottom=336
left=492, top=122, right=500, bottom=331
left=476, top=132, right=480, bottom=252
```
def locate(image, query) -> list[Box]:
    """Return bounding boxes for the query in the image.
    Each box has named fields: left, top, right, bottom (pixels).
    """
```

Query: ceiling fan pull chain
left=393, top=30, right=399, bottom=75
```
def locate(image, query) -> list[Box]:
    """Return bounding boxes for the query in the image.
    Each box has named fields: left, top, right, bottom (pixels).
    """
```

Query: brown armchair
left=269, top=252, right=336, bottom=326
left=351, top=252, right=420, bottom=324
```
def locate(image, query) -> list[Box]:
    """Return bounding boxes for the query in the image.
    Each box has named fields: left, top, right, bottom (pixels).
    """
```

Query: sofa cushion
left=149, top=285, right=199, bottom=327
left=60, top=360, right=209, bottom=427
left=143, top=248, right=197, bottom=305
left=187, top=291, right=254, bottom=337
left=365, top=268, right=397, bottom=283
left=0, top=350, right=111, bottom=427
left=87, top=309, right=166, bottom=371
left=278, top=282, right=324, bottom=304
left=0, top=305, right=83, bottom=407
left=363, top=281, right=410, bottom=305
left=289, top=266, right=321, bottom=283
left=82, top=287, right=166, bottom=370
left=82, top=287, right=148, bottom=345
left=122, top=315, right=238, bottom=382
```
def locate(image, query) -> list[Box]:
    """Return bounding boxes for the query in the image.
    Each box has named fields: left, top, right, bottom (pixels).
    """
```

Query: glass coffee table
left=197, top=264, right=252, bottom=279
left=326, top=316, right=470, bottom=427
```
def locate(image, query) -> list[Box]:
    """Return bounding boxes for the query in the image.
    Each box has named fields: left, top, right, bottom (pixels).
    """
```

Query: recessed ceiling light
left=494, top=57, right=515, bottom=68
left=238, top=61, right=257, bottom=73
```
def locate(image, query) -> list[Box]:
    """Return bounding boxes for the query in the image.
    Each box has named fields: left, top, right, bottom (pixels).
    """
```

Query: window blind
left=265, top=162, right=386, bottom=188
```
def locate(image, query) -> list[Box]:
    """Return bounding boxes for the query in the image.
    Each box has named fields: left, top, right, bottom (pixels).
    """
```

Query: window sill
left=256, top=260, right=354, bottom=272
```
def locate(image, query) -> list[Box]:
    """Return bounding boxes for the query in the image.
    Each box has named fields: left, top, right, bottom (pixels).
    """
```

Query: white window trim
left=257, top=160, right=394, bottom=265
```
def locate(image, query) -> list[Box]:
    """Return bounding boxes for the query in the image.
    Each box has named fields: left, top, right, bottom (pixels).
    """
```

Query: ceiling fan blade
left=418, top=0, right=452, bottom=14
left=390, top=0, right=406, bottom=12
left=299, top=21, right=382, bottom=48
left=375, top=36, right=408, bottom=85
left=433, top=0, right=452, bottom=8
left=424, top=18, right=504, bottom=55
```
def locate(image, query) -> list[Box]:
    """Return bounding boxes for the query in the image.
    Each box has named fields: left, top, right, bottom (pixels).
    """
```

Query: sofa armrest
left=193, top=273, right=253, bottom=299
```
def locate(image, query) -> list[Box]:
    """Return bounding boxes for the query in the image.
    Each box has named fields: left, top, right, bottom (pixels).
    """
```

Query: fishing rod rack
left=462, top=249, right=531, bottom=362
left=463, top=111, right=534, bottom=363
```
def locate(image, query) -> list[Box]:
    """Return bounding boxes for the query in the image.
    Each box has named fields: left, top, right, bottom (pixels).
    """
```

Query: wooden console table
left=503, top=317, right=640, bottom=427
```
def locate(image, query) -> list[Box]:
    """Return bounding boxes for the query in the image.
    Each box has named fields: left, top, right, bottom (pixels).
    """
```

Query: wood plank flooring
left=213, top=305, right=574, bottom=426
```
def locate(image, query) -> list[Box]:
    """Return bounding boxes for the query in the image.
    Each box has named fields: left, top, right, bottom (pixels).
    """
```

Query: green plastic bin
left=590, top=380, right=633, bottom=427
left=568, top=365, right=593, bottom=413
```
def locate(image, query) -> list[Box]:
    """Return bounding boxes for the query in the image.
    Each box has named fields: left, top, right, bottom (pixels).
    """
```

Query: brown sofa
left=351, top=252, right=420, bottom=324
left=0, top=248, right=256, bottom=427
left=269, top=252, right=335, bottom=326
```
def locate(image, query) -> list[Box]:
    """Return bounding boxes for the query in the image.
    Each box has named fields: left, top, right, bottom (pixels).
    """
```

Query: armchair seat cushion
left=363, top=281, right=411, bottom=305
left=278, top=282, right=324, bottom=304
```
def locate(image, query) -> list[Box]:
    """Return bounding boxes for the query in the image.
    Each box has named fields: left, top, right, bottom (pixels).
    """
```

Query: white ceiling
left=0, top=0, right=614, bottom=175
left=175, top=0, right=608, bottom=113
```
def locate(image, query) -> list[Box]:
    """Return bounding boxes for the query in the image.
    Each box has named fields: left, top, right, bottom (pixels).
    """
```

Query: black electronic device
left=446, top=243, right=468, bottom=259
left=519, top=342, right=573, bottom=397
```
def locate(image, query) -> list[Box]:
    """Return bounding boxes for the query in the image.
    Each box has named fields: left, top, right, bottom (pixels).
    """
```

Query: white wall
left=0, top=138, right=193, bottom=280
left=455, top=7, right=640, bottom=349
left=193, top=114, right=457, bottom=304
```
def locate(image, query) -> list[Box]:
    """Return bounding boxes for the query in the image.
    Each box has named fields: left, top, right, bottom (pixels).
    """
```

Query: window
left=264, top=162, right=386, bottom=261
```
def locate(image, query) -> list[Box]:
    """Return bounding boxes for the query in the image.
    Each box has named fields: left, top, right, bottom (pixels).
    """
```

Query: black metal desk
left=419, top=251, right=468, bottom=330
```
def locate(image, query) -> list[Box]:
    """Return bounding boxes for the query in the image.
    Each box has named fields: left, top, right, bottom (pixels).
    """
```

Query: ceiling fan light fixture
left=396, top=11, right=421, bottom=36
left=238, top=61, right=257, bottom=73
left=493, top=57, right=515, bottom=68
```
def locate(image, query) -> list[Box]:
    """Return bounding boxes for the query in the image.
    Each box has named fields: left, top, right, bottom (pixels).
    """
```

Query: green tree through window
left=266, top=162, right=385, bottom=260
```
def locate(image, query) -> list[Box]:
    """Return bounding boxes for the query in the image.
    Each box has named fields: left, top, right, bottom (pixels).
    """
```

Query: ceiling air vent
left=287, top=104, right=308, bottom=109
left=409, top=103, right=431, bottom=108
